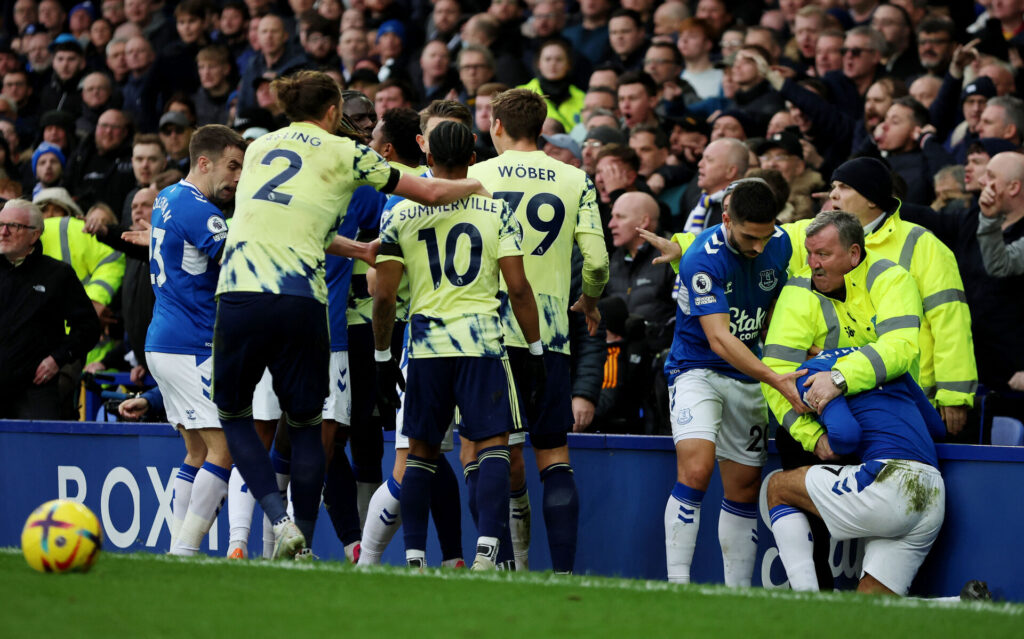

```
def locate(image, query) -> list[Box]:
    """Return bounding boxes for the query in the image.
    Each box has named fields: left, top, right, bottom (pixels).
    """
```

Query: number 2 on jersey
left=253, top=149, right=303, bottom=205
left=493, top=191, right=565, bottom=256
left=418, top=223, right=482, bottom=289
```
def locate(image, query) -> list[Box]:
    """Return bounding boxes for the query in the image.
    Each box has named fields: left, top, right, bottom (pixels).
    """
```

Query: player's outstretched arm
left=327, top=235, right=379, bottom=265
left=391, top=173, right=491, bottom=207
left=699, top=312, right=809, bottom=413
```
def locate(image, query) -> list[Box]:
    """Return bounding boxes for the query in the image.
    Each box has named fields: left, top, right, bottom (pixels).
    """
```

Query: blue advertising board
left=1, top=421, right=1022, bottom=601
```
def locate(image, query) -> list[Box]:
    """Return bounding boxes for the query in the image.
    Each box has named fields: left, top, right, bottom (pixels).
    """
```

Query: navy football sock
left=463, top=462, right=480, bottom=528
left=474, top=446, right=511, bottom=541
left=287, top=417, right=326, bottom=544
left=402, top=455, right=438, bottom=553
left=430, top=455, right=463, bottom=562
left=220, top=411, right=287, bottom=524
left=540, top=463, right=579, bottom=574
left=323, top=441, right=361, bottom=546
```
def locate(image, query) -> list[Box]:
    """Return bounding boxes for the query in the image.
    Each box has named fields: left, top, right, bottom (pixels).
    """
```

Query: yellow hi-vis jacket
left=41, top=216, right=125, bottom=306
left=784, top=204, right=977, bottom=408
left=762, top=252, right=923, bottom=452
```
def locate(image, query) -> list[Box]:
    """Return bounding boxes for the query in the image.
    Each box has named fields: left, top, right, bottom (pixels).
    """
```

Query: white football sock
left=169, top=464, right=198, bottom=550
left=665, top=490, right=702, bottom=584
left=718, top=500, right=759, bottom=587
left=262, top=513, right=275, bottom=559
left=357, top=478, right=401, bottom=565
left=227, top=466, right=255, bottom=554
left=509, top=489, right=531, bottom=570
left=770, top=506, right=818, bottom=592
left=170, top=462, right=230, bottom=556
left=356, top=480, right=379, bottom=529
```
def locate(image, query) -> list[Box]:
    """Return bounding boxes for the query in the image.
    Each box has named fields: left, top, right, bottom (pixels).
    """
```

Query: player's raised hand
left=121, top=218, right=152, bottom=246
left=570, top=293, right=602, bottom=336
left=774, top=368, right=811, bottom=414
left=636, top=228, right=682, bottom=264
left=374, top=356, right=406, bottom=414
left=523, top=352, right=547, bottom=425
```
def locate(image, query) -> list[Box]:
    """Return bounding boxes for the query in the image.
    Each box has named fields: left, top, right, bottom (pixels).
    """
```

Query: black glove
left=523, top=353, right=547, bottom=425
left=375, top=357, right=406, bottom=416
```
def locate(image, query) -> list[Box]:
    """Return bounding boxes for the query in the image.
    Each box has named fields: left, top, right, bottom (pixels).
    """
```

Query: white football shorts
left=806, top=459, right=945, bottom=595
left=669, top=368, right=769, bottom=467
left=252, top=367, right=282, bottom=421
left=323, top=350, right=352, bottom=424
left=147, top=351, right=219, bottom=430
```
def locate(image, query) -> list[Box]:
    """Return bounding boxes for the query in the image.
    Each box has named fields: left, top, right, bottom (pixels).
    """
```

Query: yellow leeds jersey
left=217, top=122, right=399, bottom=304
left=377, top=194, right=523, bottom=359
left=468, top=150, right=605, bottom=354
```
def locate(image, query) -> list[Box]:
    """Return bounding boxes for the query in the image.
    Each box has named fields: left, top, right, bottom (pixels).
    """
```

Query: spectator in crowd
left=121, top=34, right=157, bottom=131
left=680, top=137, right=748, bottom=234
left=629, top=122, right=690, bottom=212
left=594, top=143, right=642, bottom=206
left=337, top=27, right=368, bottom=83
left=665, top=113, right=709, bottom=171
left=563, top=0, right=614, bottom=67
left=193, top=45, right=234, bottom=127
left=678, top=18, right=722, bottom=100
left=104, top=36, right=130, bottom=87
left=238, top=14, right=308, bottom=113
left=591, top=295, right=650, bottom=434
left=711, top=109, right=756, bottom=141
left=472, top=82, right=506, bottom=161
left=411, top=40, right=458, bottom=109
left=30, top=141, right=66, bottom=196
left=76, top=72, right=116, bottom=140
left=427, top=0, right=462, bottom=52
left=916, top=17, right=956, bottom=78
left=901, top=153, right=1024, bottom=420
left=64, top=108, right=134, bottom=211
left=0, top=198, right=100, bottom=419
left=158, top=111, right=193, bottom=173
left=788, top=5, right=826, bottom=72
left=300, top=14, right=338, bottom=69
left=604, top=191, right=675, bottom=352
left=456, top=45, right=496, bottom=107
left=873, top=97, right=955, bottom=205
left=522, top=2, right=570, bottom=76
left=213, top=2, right=250, bottom=66
left=909, top=75, right=942, bottom=109
left=583, top=125, right=628, bottom=179
left=460, top=13, right=529, bottom=86
left=813, top=28, right=844, bottom=78
left=520, top=38, right=585, bottom=133
left=956, top=138, right=1021, bottom=214
left=694, top=0, right=732, bottom=37
left=732, top=46, right=786, bottom=126
left=38, top=35, right=87, bottom=115
left=540, top=133, right=582, bottom=169
left=829, top=26, right=886, bottom=119
left=617, top=70, right=659, bottom=129
left=608, top=9, right=647, bottom=72
left=871, top=3, right=922, bottom=80
left=756, top=130, right=823, bottom=223
left=150, top=0, right=211, bottom=111
left=977, top=152, right=1024, bottom=281
left=932, top=164, right=971, bottom=213
left=978, top=96, right=1024, bottom=148
left=373, top=78, right=415, bottom=121
left=2, top=69, right=38, bottom=140
left=652, top=1, right=688, bottom=38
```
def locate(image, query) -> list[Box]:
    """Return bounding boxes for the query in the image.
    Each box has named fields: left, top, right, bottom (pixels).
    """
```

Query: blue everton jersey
left=665, top=224, right=791, bottom=382
left=326, top=185, right=386, bottom=351
left=799, top=349, right=943, bottom=467
left=146, top=180, right=228, bottom=355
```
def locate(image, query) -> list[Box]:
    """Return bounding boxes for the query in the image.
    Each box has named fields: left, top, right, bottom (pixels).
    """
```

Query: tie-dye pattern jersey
left=377, top=194, right=523, bottom=358
left=468, top=150, right=603, bottom=354
left=216, top=122, right=398, bottom=304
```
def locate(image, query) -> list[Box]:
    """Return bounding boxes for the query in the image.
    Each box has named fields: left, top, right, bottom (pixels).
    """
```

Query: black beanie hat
left=831, top=157, right=898, bottom=212
left=598, top=296, right=628, bottom=337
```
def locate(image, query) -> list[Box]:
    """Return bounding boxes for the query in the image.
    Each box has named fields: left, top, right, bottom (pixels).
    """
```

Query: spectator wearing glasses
left=916, top=18, right=955, bottom=78
left=827, top=26, right=886, bottom=120
left=159, top=111, right=195, bottom=173
left=456, top=45, right=496, bottom=107
left=0, top=198, right=100, bottom=419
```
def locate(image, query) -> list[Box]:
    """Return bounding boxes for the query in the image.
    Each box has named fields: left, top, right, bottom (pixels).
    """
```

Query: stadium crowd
left=0, top=0, right=1019, bottom=595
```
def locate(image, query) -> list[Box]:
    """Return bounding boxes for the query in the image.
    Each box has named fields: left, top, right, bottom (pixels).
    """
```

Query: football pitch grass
left=1, top=548, right=1020, bottom=638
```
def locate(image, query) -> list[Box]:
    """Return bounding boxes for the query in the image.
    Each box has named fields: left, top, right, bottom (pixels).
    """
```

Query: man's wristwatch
left=830, top=369, right=847, bottom=393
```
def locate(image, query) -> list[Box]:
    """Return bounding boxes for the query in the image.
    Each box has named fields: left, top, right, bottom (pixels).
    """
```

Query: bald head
left=698, top=138, right=749, bottom=193
left=130, top=186, right=158, bottom=229
left=982, top=152, right=1024, bottom=217
left=608, top=191, right=660, bottom=252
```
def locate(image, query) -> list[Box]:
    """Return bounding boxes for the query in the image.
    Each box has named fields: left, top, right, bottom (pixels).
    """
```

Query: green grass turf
left=0, top=548, right=1020, bottom=638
